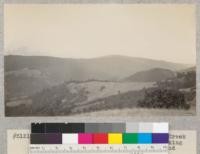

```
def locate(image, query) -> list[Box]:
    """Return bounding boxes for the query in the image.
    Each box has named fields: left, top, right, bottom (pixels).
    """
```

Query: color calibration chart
left=29, top=123, right=169, bottom=154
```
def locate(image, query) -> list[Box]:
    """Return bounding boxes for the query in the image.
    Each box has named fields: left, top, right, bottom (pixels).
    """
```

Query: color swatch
left=93, top=133, right=108, bottom=144
left=30, top=133, right=168, bottom=144
left=31, top=122, right=168, bottom=133
left=152, top=133, right=169, bottom=143
left=62, top=134, right=78, bottom=144
left=30, top=122, right=168, bottom=145
left=31, top=133, right=62, bottom=144
left=123, top=133, right=138, bottom=144
left=138, top=133, right=152, bottom=144
left=78, top=133, right=93, bottom=144
left=108, top=133, right=122, bottom=144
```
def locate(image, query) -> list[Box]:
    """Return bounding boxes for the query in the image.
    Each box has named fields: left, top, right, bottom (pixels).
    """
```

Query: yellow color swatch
left=108, top=133, right=122, bottom=144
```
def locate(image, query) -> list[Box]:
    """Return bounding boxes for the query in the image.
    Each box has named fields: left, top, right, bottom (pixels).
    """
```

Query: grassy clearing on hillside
left=67, top=81, right=155, bottom=102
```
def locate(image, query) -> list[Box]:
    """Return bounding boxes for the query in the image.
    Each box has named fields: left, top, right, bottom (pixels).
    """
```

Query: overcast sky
left=4, top=4, right=196, bottom=64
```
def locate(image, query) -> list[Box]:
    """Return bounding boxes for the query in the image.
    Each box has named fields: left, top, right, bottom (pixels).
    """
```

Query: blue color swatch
left=138, top=133, right=152, bottom=143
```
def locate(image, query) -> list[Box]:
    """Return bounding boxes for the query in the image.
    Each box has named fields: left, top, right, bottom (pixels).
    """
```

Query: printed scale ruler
left=29, top=144, right=168, bottom=154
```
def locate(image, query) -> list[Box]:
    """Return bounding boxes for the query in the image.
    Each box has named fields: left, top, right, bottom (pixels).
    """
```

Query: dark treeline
left=137, top=70, right=196, bottom=109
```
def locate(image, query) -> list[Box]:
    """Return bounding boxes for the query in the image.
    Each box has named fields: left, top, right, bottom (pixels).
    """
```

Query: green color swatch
left=123, top=133, right=138, bottom=144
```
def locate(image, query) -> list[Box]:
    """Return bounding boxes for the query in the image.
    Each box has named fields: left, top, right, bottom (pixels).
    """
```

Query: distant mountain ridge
left=123, top=68, right=175, bottom=82
left=5, top=55, right=190, bottom=80
left=5, top=55, right=191, bottom=99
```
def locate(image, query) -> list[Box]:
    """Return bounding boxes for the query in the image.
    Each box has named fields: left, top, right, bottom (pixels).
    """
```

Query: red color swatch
left=93, top=133, right=108, bottom=144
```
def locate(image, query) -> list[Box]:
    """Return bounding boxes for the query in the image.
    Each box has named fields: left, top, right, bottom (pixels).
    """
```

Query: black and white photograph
left=4, top=4, right=196, bottom=116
